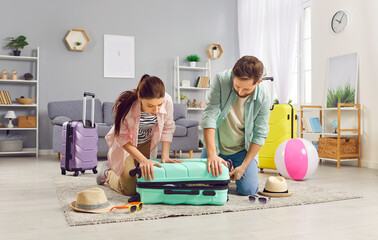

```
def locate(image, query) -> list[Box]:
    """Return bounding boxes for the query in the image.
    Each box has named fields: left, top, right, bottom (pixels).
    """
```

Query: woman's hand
left=139, top=159, right=162, bottom=181
left=161, top=156, right=183, bottom=164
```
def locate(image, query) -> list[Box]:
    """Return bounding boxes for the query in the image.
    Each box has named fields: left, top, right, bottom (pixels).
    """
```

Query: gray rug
left=53, top=173, right=361, bottom=226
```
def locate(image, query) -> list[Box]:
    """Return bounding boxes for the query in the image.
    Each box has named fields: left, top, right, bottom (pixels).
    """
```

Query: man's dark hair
left=232, top=56, right=264, bottom=84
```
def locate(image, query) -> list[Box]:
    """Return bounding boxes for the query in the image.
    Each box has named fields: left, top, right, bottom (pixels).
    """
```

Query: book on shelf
left=196, top=76, right=210, bottom=88
left=5, top=91, right=12, bottom=104
left=0, top=91, right=9, bottom=104
left=302, top=118, right=310, bottom=132
left=309, top=117, right=323, bottom=132
left=0, top=91, right=4, bottom=104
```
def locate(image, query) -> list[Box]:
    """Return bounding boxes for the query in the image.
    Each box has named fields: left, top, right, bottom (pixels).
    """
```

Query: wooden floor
left=0, top=154, right=377, bottom=240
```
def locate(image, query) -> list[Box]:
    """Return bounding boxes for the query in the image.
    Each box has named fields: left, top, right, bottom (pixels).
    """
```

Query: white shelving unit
left=0, top=48, right=39, bottom=157
left=300, top=104, right=361, bottom=168
left=174, top=56, right=211, bottom=111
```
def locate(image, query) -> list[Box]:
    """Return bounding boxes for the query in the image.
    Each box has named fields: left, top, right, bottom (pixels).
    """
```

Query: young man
left=200, top=56, right=270, bottom=196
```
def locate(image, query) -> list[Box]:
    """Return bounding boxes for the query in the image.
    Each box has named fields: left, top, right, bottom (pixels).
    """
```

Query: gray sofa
left=47, top=99, right=199, bottom=158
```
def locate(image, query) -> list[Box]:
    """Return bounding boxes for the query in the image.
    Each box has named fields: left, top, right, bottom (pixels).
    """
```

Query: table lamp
left=4, top=110, right=16, bottom=128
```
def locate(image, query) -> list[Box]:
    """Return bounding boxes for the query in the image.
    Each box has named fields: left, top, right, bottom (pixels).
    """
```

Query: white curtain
left=237, top=0, right=265, bottom=58
left=267, top=0, right=300, bottom=104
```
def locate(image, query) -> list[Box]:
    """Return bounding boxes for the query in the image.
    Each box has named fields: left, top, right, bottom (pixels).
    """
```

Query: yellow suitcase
left=258, top=104, right=297, bottom=171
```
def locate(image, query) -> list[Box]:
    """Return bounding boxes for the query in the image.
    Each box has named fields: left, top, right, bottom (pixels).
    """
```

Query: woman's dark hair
left=113, top=74, right=165, bottom=136
left=232, top=56, right=264, bottom=84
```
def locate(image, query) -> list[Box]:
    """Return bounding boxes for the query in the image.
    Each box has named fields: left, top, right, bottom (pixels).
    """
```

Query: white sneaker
left=96, top=161, right=110, bottom=185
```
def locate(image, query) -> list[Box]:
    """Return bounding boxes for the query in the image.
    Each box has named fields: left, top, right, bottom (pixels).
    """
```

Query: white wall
left=0, top=0, right=239, bottom=150
left=312, top=0, right=378, bottom=168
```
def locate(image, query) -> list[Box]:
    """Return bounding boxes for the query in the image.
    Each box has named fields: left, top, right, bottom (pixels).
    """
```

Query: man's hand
left=229, top=166, right=245, bottom=181
left=139, top=159, right=162, bottom=182
left=207, top=155, right=228, bottom=177
left=161, top=156, right=183, bottom=164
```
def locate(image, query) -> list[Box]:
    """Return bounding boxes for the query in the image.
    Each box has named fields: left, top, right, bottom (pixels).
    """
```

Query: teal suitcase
left=130, top=159, right=230, bottom=205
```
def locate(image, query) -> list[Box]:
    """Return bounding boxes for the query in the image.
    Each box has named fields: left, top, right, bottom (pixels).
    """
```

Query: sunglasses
left=248, top=195, right=271, bottom=204
left=110, top=202, right=143, bottom=214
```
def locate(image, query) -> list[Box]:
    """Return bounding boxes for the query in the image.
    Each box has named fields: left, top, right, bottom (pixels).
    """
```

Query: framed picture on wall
left=326, top=52, right=358, bottom=108
left=104, top=35, right=135, bottom=78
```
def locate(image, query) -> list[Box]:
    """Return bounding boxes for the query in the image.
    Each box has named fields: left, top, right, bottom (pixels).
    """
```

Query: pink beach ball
left=274, top=138, right=319, bottom=181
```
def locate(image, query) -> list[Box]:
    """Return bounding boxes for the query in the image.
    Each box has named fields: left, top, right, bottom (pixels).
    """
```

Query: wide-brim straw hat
left=258, top=176, right=293, bottom=197
left=71, top=187, right=114, bottom=213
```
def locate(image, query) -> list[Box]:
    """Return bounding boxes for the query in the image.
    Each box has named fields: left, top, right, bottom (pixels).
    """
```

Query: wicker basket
left=318, top=137, right=356, bottom=159
left=0, top=140, right=23, bottom=152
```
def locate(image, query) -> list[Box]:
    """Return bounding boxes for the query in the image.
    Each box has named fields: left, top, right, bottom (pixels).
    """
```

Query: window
left=287, top=1, right=311, bottom=105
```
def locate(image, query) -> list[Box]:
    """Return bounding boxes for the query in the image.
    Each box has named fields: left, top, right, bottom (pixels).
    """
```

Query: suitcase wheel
left=81, top=170, right=85, bottom=174
left=128, top=193, right=140, bottom=203
left=259, top=168, right=264, bottom=173
left=61, top=168, right=66, bottom=175
left=74, top=170, right=79, bottom=177
left=92, top=166, right=98, bottom=174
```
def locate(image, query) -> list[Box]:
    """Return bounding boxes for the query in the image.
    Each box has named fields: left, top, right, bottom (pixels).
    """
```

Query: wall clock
left=331, top=11, right=349, bottom=34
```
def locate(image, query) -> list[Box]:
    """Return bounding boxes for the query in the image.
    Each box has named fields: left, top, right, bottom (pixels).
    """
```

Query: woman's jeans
left=200, top=147, right=258, bottom=196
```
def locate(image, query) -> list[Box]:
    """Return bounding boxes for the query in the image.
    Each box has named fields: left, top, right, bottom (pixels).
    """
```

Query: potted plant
left=5, top=35, right=29, bottom=56
left=74, top=41, right=82, bottom=50
left=186, top=54, right=200, bottom=67
left=212, top=46, right=218, bottom=58
left=180, top=93, right=188, bottom=104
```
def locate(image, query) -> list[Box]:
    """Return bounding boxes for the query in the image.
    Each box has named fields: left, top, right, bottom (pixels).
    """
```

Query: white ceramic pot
left=189, top=62, right=196, bottom=67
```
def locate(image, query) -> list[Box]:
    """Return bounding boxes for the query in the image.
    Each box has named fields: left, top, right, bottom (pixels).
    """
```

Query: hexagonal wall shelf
left=65, top=29, right=90, bottom=52
left=206, top=43, right=223, bottom=59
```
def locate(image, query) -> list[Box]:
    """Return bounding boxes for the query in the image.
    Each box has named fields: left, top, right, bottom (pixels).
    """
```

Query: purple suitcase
left=60, top=92, right=98, bottom=176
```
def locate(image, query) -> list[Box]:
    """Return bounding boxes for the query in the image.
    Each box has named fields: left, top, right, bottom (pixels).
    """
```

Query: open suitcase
left=130, top=159, right=230, bottom=205
left=60, top=92, right=98, bottom=176
left=258, top=104, right=297, bottom=171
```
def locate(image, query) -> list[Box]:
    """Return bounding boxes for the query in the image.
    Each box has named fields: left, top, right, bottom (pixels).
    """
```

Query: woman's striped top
left=138, top=111, right=158, bottom=145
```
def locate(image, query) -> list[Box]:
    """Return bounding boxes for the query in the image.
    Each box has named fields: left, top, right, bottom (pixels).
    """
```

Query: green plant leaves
left=5, top=35, right=29, bottom=50
left=327, top=82, right=355, bottom=108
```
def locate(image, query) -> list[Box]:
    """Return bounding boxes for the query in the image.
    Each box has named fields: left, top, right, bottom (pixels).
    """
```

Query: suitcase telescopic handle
left=82, top=92, right=95, bottom=128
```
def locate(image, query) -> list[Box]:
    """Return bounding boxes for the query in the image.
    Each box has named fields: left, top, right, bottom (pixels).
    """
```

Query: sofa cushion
left=103, top=102, right=115, bottom=126
left=173, top=125, right=187, bottom=137
left=173, top=103, right=187, bottom=121
left=48, top=99, right=103, bottom=123
left=175, top=118, right=199, bottom=128
left=98, top=125, right=112, bottom=137
left=51, top=116, right=71, bottom=126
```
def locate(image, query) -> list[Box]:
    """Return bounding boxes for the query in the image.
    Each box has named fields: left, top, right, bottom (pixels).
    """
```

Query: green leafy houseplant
left=180, top=93, right=188, bottom=100
left=326, top=83, right=355, bottom=108
left=5, top=35, right=29, bottom=56
left=273, top=99, right=293, bottom=105
left=186, top=55, right=200, bottom=62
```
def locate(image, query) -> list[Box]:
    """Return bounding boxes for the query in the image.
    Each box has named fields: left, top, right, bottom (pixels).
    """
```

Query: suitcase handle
left=129, top=165, right=142, bottom=178
left=84, top=92, right=95, bottom=98
left=82, top=92, right=96, bottom=128
left=164, top=190, right=200, bottom=195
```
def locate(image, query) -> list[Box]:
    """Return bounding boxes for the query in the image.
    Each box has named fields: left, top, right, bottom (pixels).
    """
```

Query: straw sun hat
left=71, top=187, right=114, bottom=213
left=258, top=176, right=293, bottom=197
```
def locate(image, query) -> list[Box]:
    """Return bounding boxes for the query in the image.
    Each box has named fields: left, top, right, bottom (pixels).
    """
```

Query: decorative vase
left=189, top=62, right=196, bottom=67
left=13, top=50, right=21, bottom=56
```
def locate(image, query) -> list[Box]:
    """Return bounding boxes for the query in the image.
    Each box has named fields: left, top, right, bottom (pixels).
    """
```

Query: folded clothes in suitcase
left=130, top=159, right=230, bottom=205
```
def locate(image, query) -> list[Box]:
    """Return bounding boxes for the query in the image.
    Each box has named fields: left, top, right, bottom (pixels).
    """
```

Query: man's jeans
left=200, top=147, right=258, bottom=196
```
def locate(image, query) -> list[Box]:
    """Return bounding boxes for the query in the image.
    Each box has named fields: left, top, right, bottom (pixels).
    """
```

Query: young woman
left=97, top=74, right=181, bottom=196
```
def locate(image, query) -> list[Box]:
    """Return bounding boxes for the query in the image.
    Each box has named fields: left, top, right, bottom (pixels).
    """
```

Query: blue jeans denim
left=200, top=147, right=258, bottom=196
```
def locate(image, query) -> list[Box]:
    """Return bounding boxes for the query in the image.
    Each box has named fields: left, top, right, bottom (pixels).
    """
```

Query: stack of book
left=0, top=91, right=12, bottom=104
left=195, top=77, right=210, bottom=88
left=302, top=117, right=322, bottom=133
